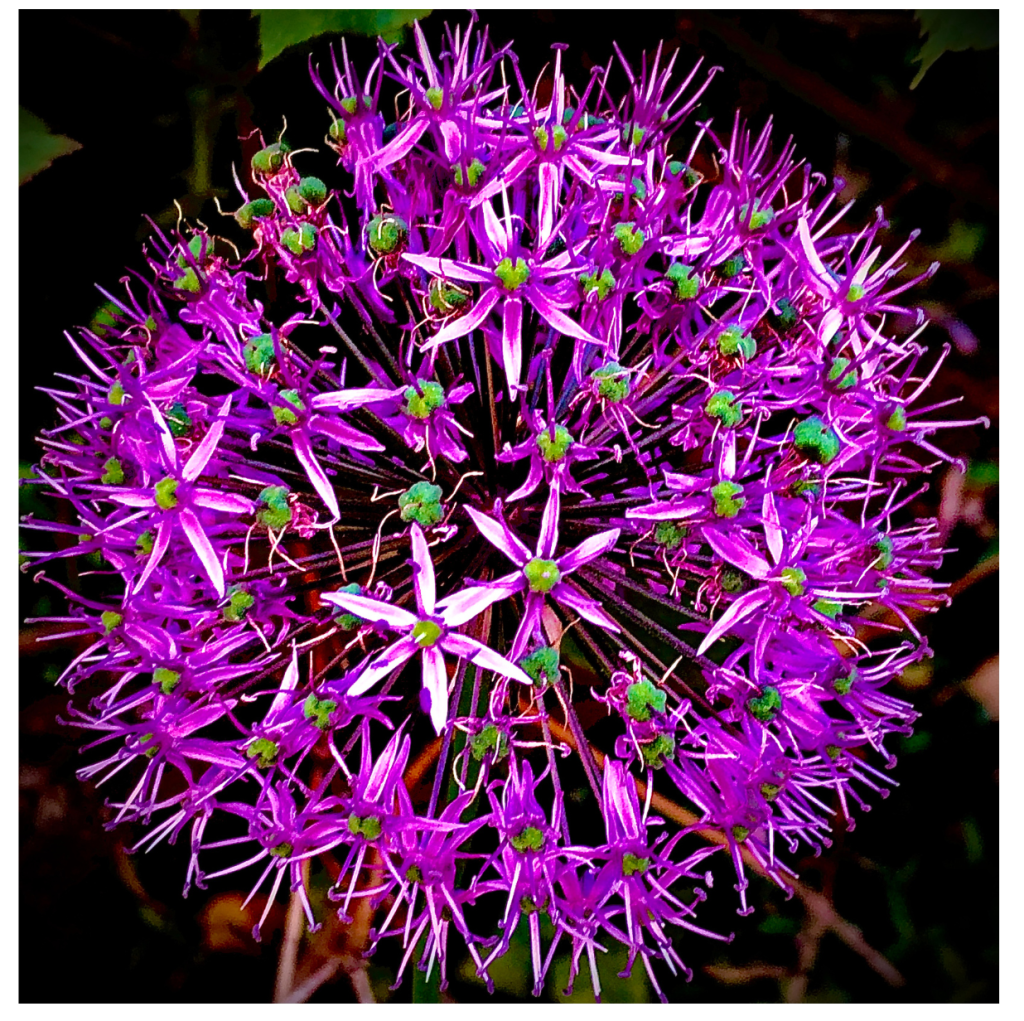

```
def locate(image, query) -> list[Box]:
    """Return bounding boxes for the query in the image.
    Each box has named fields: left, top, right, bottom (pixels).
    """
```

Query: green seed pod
left=398, top=481, right=444, bottom=526
left=272, top=389, right=305, bottom=426
left=367, top=213, right=408, bottom=255
left=780, top=567, right=806, bottom=597
left=328, top=117, right=347, bottom=144
left=579, top=268, right=615, bottom=300
left=256, top=485, right=292, bottom=531
left=280, top=223, right=317, bottom=255
left=535, top=424, right=573, bottom=463
left=654, top=521, right=688, bottom=550
left=152, top=667, right=181, bottom=694
left=244, top=737, right=279, bottom=769
left=639, top=732, right=675, bottom=768
left=666, top=262, right=699, bottom=300
left=739, top=201, right=774, bottom=230
left=425, top=86, right=444, bottom=110
left=719, top=254, right=746, bottom=279
left=510, top=825, right=545, bottom=852
left=236, top=197, right=276, bottom=229
left=166, top=402, right=192, bottom=437
left=452, top=157, right=485, bottom=188
left=591, top=362, right=630, bottom=402
left=494, top=256, right=530, bottom=291
left=298, top=175, right=327, bottom=205
left=404, top=380, right=446, bottom=419
left=173, top=267, right=201, bottom=294
left=717, top=325, right=756, bottom=359
left=704, top=390, right=743, bottom=428
left=612, top=221, right=645, bottom=255
left=244, top=333, right=276, bottom=374
left=827, top=356, right=858, bottom=390
left=332, top=582, right=365, bottom=630
left=747, top=685, right=782, bottom=723
left=135, top=531, right=154, bottom=557
left=711, top=480, right=746, bottom=519
left=412, top=619, right=443, bottom=647
left=101, top=457, right=125, bottom=485
left=523, top=558, right=561, bottom=593
left=223, top=585, right=255, bottom=622
left=347, top=813, right=382, bottom=839
left=251, top=141, right=290, bottom=175
left=793, top=416, right=841, bottom=464
left=470, top=723, right=509, bottom=762
left=519, top=646, right=560, bottom=687
left=626, top=678, right=667, bottom=721
left=154, top=476, right=179, bottom=510
left=101, top=610, right=123, bottom=634
left=304, top=693, right=338, bottom=731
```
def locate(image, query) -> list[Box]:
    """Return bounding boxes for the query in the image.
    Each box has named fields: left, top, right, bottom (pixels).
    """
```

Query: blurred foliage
left=19, top=7, right=997, bottom=1006
left=18, top=107, right=80, bottom=184
left=254, top=9, right=430, bottom=68
left=911, top=9, right=998, bottom=88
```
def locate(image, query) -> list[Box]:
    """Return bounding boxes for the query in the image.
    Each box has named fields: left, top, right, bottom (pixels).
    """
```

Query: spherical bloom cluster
left=23, top=19, right=986, bottom=1001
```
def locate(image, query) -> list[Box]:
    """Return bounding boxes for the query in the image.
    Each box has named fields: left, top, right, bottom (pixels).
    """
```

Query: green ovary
left=412, top=619, right=442, bottom=648
left=494, top=256, right=530, bottom=291
left=536, top=425, right=573, bottom=462
left=524, top=558, right=561, bottom=593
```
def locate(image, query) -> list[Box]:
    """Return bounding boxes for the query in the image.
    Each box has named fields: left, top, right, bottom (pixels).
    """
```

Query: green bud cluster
left=398, top=481, right=444, bottom=526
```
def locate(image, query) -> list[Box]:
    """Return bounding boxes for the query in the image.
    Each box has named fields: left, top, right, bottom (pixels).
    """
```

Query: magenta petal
left=347, top=637, right=420, bottom=696
left=402, top=253, right=494, bottom=285
left=531, top=291, right=601, bottom=345
left=471, top=149, right=534, bottom=208
left=441, top=633, right=531, bottom=685
left=510, top=593, right=545, bottom=661
left=420, top=646, right=449, bottom=734
left=696, top=587, right=774, bottom=656
left=506, top=455, right=543, bottom=503
left=436, top=572, right=524, bottom=626
left=193, top=488, right=255, bottom=514
left=310, top=386, right=404, bottom=411
left=178, top=506, right=225, bottom=598
left=626, top=499, right=705, bottom=522
left=320, top=590, right=418, bottom=629
left=409, top=523, right=436, bottom=616
left=423, top=286, right=502, bottom=349
left=292, top=430, right=339, bottom=520
left=702, top=527, right=771, bottom=578
left=464, top=504, right=531, bottom=565
left=182, top=396, right=231, bottom=482
left=310, top=414, right=384, bottom=452
left=133, top=517, right=172, bottom=593
left=557, top=527, right=621, bottom=575
left=761, top=492, right=784, bottom=566
left=501, top=296, right=523, bottom=393
left=553, top=581, right=620, bottom=633
left=537, top=485, right=560, bottom=558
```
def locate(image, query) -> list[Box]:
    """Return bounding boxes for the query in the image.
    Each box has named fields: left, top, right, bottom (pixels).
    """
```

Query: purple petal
left=441, top=633, right=532, bottom=685
left=471, top=149, right=534, bottom=209
left=409, top=523, right=436, bottom=616
left=133, top=518, right=172, bottom=593
left=292, top=430, right=339, bottom=520
left=402, top=252, right=495, bottom=285
left=436, top=572, right=524, bottom=626
left=702, top=527, right=771, bottom=578
left=537, top=485, right=560, bottom=559
left=320, top=590, right=418, bottom=629
left=193, top=488, right=255, bottom=514
left=464, top=504, right=530, bottom=565
left=553, top=581, right=620, bottom=632
left=422, top=287, right=502, bottom=349
left=310, top=386, right=404, bottom=412
left=347, top=637, right=420, bottom=696
left=626, top=499, right=706, bottom=522
left=762, top=492, right=784, bottom=566
left=696, top=587, right=774, bottom=656
left=421, top=646, right=449, bottom=734
left=531, top=290, right=601, bottom=345
left=510, top=594, right=545, bottom=660
left=501, top=296, right=523, bottom=393
left=557, top=527, right=621, bottom=575
left=182, top=396, right=231, bottom=482
left=309, top=414, right=384, bottom=452
left=178, top=506, right=225, bottom=598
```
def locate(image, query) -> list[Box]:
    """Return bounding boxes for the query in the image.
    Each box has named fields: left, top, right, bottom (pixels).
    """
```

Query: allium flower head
left=23, top=16, right=986, bottom=1001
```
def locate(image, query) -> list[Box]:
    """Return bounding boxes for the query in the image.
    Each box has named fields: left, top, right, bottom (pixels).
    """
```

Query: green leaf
left=19, top=107, right=81, bottom=185
left=254, top=9, right=431, bottom=69
left=911, top=10, right=998, bottom=89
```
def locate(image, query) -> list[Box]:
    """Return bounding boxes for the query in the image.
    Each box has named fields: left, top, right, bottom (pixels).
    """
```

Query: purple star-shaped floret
left=321, top=523, right=530, bottom=733
left=443, top=485, right=621, bottom=660
left=103, top=395, right=253, bottom=597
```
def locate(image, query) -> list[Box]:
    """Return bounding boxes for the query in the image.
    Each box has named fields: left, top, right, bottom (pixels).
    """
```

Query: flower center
left=494, top=256, right=530, bottom=291
left=154, top=476, right=179, bottom=510
left=535, top=424, right=573, bottom=463
left=523, top=558, right=561, bottom=593
left=412, top=619, right=443, bottom=647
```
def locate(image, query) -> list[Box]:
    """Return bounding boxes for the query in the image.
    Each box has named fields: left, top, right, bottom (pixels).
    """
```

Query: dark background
left=20, top=9, right=998, bottom=1003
